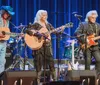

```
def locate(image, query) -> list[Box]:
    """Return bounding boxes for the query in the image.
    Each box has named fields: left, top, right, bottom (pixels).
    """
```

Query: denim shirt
left=0, top=14, right=9, bottom=43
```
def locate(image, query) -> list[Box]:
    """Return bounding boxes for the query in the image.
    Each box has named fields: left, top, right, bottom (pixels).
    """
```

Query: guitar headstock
left=64, top=22, right=73, bottom=28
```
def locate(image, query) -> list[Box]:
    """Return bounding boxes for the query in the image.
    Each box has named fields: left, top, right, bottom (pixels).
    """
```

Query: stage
left=0, top=0, right=100, bottom=85
left=0, top=68, right=99, bottom=85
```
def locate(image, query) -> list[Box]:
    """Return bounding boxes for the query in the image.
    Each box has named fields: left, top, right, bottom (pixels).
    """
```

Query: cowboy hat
left=0, top=6, right=15, bottom=15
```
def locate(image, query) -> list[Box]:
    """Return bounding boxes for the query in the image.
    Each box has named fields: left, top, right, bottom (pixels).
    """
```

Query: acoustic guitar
left=81, top=33, right=100, bottom=49
left=25, top=22, right=73, bottom=50
left=0, top=27, right=22, bottom=40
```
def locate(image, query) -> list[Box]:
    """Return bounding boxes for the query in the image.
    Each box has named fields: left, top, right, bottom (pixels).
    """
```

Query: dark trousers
left=33, top=45, right=55, bottom=81
left=83, top=47, right=100, bottom=73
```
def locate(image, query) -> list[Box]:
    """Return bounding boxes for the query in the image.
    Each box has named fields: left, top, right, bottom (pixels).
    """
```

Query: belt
left=0, top=40, right=5, bottom=43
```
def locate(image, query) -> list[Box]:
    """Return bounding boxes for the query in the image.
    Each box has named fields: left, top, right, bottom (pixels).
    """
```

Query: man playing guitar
left=75, top=10, right=100, bottom=74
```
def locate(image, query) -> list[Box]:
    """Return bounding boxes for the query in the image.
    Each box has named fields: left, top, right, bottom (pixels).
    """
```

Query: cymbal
left=66, top=39, right=77, bottom=43
left=14, top=25, right=27, bottom=29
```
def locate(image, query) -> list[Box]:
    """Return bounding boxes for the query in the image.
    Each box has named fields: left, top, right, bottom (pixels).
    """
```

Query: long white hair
left=34, top=10, right=48, bottom=24
left=85, top=10, right=98, bottom=22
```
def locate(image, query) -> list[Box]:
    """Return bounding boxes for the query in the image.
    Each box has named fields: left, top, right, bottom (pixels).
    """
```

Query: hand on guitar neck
left=55, top=26, right=65, bottom=34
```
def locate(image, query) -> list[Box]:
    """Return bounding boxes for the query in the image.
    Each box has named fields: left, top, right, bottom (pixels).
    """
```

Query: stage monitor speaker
left=65, top=70, right=80, bottom=81
left=43, top=81, right=80, bottom=85
left=0, top=71, right=37, bottom=85
left=64, top=70, right=97, bottom=85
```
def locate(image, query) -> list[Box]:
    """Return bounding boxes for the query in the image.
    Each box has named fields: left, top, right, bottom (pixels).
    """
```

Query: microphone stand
left=19, top=25, right=34, bottom=70
left=43, top=38, right=46, bottom=84
left=56, top=31, right=63, bottom=80
left=76, top=17, right=88, bottom=70
left=84, top=34, right=88, bottom=70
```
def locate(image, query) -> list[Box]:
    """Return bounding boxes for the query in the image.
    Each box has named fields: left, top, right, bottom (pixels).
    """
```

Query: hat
left=0, top=6, right=15, bottom=15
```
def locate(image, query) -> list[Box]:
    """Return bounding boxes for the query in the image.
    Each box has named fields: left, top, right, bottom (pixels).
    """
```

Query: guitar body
left=81, top=34, right=98, bottom=49
left=24, top=27, right=51, bottom=50
left=25, top=22, right=73, bottom=50
left=0, top=27, right=10, bottom=40
left=24, top=34, right=44, bottom=50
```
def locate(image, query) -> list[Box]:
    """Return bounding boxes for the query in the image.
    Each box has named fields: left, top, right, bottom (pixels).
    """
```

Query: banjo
left=25, top=22, right=73, bottom=50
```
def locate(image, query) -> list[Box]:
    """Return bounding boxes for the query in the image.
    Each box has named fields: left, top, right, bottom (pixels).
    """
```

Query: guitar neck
left=4, top=32, right=21, bottom=36
left=93, top=36, right=100, bottom=41
left=49, top=23, right=73, bottom=34
left=42, top=22, right=73, bottom=35
left=49, top=27, right=63, bottom=34
left=48, top=25, right=67, bottom=34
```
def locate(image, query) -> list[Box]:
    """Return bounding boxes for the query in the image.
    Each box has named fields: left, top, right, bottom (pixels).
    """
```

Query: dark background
left=1, top=0, right=100, bottom=59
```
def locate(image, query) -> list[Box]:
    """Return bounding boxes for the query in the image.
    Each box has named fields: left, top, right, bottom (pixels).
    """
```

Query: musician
left=0, top=6, right=15, bottom=73
left=26, top=10, right=65, bottom=84
left=75, top=10, right=100, bottom=73
left=27, top=10, right=55, bottom=83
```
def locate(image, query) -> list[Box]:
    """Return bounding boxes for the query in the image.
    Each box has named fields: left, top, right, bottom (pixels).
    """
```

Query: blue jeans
left=0, top=42, right=6, bottom=73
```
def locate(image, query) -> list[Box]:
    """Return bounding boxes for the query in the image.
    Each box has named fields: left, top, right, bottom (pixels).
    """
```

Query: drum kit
left=6, top=24, right=34, bottom=71
left=62, top=39, right=85, bottom=72
left=63, top=39, right=84, bottom=60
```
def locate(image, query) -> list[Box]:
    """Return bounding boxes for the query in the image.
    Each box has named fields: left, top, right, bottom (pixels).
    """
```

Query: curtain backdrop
left=0, top=0, right=100, bottom=59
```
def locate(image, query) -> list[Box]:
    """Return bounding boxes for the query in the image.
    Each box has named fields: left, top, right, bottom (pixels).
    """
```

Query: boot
left=37, top=71, right=42, bottom=85
left=50, top=70, right=56, bottom=81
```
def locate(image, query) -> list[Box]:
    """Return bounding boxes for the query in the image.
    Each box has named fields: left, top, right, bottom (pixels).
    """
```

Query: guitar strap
left=46, top=23, right=51, bottom=31
left=95, top=24, right=97, bottom=36
left=89, top=23, right=97, bottom=36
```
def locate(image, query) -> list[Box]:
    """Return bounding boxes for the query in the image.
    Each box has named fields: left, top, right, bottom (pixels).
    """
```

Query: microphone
left=77, top=34, right=85, bottom=37
left=72, top=12, right=78, bottom=14
left=74, top=14, right=82, bottom=18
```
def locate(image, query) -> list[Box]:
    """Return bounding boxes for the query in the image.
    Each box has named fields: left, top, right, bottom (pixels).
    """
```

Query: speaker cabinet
left=0, top=71, right=37, bottom=85
left=64, top=70, right=97, bottom=85
left=43, top=81, right=80, bottom=85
